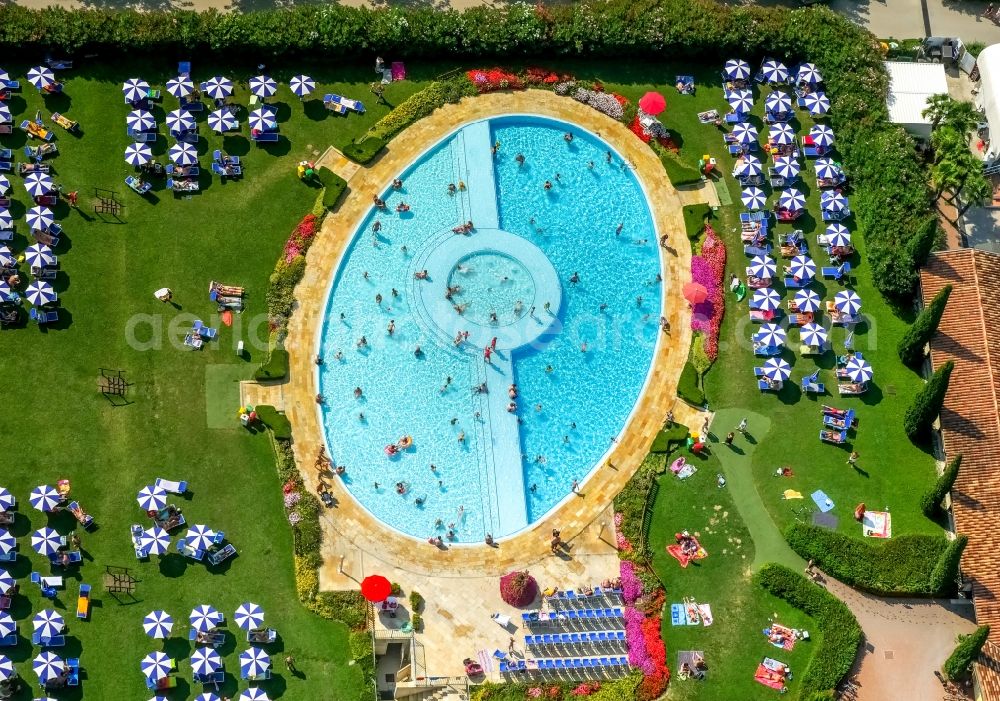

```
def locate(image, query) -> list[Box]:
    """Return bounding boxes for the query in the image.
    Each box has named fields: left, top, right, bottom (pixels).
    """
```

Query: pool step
left=460, top=120, right=500, bottom=230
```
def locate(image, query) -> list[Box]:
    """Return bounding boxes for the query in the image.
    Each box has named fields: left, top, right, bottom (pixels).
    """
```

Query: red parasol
left=683, top=282, right=708, bottom=305
left=638, top=92, right=667, bottom=116
left=360, top=575, right=392, bottom=602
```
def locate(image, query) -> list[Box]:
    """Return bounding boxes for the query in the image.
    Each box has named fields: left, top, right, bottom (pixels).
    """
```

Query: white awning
left=885, top=61, right=949, bottom=138
left=977, top=44, right=1000, bottom=159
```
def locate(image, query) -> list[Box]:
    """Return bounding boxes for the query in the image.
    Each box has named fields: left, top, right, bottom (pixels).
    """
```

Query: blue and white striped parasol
left=126, top=109, right=156, bottom=132
left=800, top=322, right=828, bottom=347
left=834, top=290, right=862, bottom=316
left=733, top=155, right=763, bottom=177
left=31, top=527, right=61, bottom=555
left=33, top=651, right=64, bottom=684
left=741, top=187, right=767, bottom=210
left=289, top=75, right=315, bottom=98
left=203, top=76, right=234, bottom=100
left=32, top=610, right=64, bottom=640
left=815, top=157, right=843, bottom=181
left=122, top=78, right=150, bottom=103
left=240, top=647, right=270, bottom=677
left=810, top=124, right=835, bottom=147
left=29, top=484, right=60, bottom=512
left=240, top=689, right=270, bottom=701
left=248, top=107, right=278, bottom=133
left=727, top=89, right=754, bottom=114
left=0, top=69, right=8, bottom=83
left=166, top=76, right=194, bottom=99
left=24, top=172, right=54, bottom=197
left=0, top=488, right=11, bottom=512
left=0, top=612, right=13, bottom=636
left=774, top=156, right=801, bottom=179
left=748, top=255, right=777, bottom=279
left=731, top=122, right=758, bottom=145
left=125, top=142, right=153, bottom=167
left=185, top=524, right=216, bottom=551
left=761, top=60, right=789, bottom=83
left=27, top=66, right=55, bottom=90
left=844, top=357, right=873, bottom=383
left=142, top=650, right=173, bottom=681
left=724, top=59, right=751, bottom=80
left=249, top=75, right=278, bottom=99
left=196, top=694, right=221, bottom=701
left=25, top=281, right=57, bottom=307
left=26, top=206, right=54, bottom=232
left=797, top=63, right=823, bottom=84
left=0, top=175, right=9, bottom=196
left=25, top=243, right=55, bottom=268
left=143, top=610, right=173, bottom=639
left=762, top=357, right=792, bottom=381
left=751, top=288, right=782, bottom=311
left=794, top=289, right=822, bottom=313
left=165, top=109, right=196, bottom=133
left=190, top=605, right=223, bottom=633
left=169, top=142, right=198, bottom=166
left=191, top=646, right=222, bottom=676
left=802, top=91, right=830, bottom=115
left=0, top=653, right=12, bottom=681
left=769, top=123, right=795, bottom=145
left=235, top=602, right=264, bottom=631
left=754, top=323, right=787, bottom=347
left=137, top=485, right=167, bottom=511
left=0, top=531, right=13, bottom=556
left=778, top=188, right=807, bottom=211
left=0, top=104, right=10, bottom=124
left=0, top=210, right=11, bottom=229
left=207, top=109, right=238, bottom=134
left=0, top=282, right=13, bottom=304
left=825, top=223, right=852, bottom=248
left=764, top=91, right=793, bottom=114
left=0, top=247, right=14, bottom=269
left=821, top=191, right=848, bottom=213
left=788, top=254, right=816, bottom=281
left=141, top=526, right=171, bottom=556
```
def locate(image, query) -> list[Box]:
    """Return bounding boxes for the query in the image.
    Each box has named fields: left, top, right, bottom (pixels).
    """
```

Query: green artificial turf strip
left=646, top=452, right=820, bottom=701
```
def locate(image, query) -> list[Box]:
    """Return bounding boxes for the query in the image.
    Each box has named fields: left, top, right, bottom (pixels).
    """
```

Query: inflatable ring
left=398, top=435, right=413, bottom=449
left=384, top=444, right=399, bottom=456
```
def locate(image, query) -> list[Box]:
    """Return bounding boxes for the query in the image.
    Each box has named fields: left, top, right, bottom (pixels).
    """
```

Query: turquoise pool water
left=317, top=115, right=660, bottom=542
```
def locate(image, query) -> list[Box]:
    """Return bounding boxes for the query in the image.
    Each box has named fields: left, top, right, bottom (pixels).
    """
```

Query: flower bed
left=467, top=67, right=524, bottom=94
left=283, top=213, right=318, bottom=263
left=689, top=224, right=727, bottom=361
left=619, top=559, right=669, bottom=700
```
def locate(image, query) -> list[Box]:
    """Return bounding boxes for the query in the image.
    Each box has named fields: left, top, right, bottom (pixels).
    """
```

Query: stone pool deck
left=281, top=90, right=707, bottom=674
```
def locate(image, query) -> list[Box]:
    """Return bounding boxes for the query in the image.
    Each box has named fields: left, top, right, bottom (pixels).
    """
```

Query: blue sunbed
left=821, top=262, right=850, bottom=281
left=784, top=277, right=809, bottom=289
left=253, top=131, right=279, bottom=143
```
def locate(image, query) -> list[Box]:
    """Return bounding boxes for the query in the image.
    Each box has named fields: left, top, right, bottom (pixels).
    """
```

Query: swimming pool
left=317, top=115, right=661, bottom=543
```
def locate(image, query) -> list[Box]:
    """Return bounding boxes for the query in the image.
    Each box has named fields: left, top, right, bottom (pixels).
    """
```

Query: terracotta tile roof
left=921, top=249, right=1000, bottom=697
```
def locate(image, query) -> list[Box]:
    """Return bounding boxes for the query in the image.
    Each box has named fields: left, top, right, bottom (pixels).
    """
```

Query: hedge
left=903, top=360, right=954, bottom=442
left=253, top=347, right=289, bottom=381
left=682, top=203, right=712, bottom=242
left=784, top=524, right=958, bottom=595
left=920, top=454, right=962, bottom=520
left=898, top=284, right=952, bottom=368
left=755, top=563, right=862, bottom=696
left=944, top=625, right=990, bottom=681
left=342, top=137, right=386, bottom=166
left=677, top=360, right=705, bottom=407
left=649, top=421, right=689, bottom=453
left=656, top=145, right=703, bottom=188
left=254, top=404, right=292, bottom=439
left=0, top=0, right=932, bottom=298
left=612, top=453, right=661, bottom=563
left=317, top=167, right=348, bottom=210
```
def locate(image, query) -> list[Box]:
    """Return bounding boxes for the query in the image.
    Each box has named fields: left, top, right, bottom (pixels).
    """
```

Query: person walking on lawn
left=737, top=417, right=748, bottom=435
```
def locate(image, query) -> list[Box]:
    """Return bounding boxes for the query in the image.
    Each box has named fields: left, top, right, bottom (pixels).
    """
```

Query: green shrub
left=944, top=625, right=989, bottom=681
left=691, top=331, right=713, bottom=375
left=254, top=404, right=292, bottom=439
left=755, top=564, right=862, bottom=696
left=904, top=360, right=954, bottom=442
left=411, top=612, right=423, bottom=631
left=650, top=422, right=688, bottom=453
left=681, top=203, right=712, bottom=242
left=677, top=360, right=705, bottom=407
left=408, top=590, right=424, bottom=612
left=784, top=524, right=954, bottom=595
left=266, top=255, right=306, bottom=324
left=367, top=77, right=475, bottom=143
left=254, top=347, right=289, bottom=381
left=929, top=535, right=967, bottom=596
left=318, top=167, right=347, bottom=211
left=612, top=453, right=662, bottom=563
left=311, top=591, right=369, bottom=631
left=921, top=454, right=962, bottom=519
left=343, top=137, right=387, bottom=165
left=898, top=284, right=952, bottom=367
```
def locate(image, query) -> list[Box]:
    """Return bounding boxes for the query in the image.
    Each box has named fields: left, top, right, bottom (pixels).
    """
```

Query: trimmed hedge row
left=254, top=404, right=292, bottom=439
left=0, top=0, right=932, bottom=297
left=253, top=347, right=289, bottom=382
left=317, top=167, right=348, bottom=210
left=754, top=563, right=862, bottom=696
left=785, top=523, right=960, bottom=596
left=677, top=360, right=705, bottom=407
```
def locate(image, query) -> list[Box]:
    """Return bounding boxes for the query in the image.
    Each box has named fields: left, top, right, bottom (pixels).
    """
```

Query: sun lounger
left=822, top=208, right=850, bottom=222
left=725, top=112, right=746, bottom=124
left=32, top=573, right=64, bottom=589
left=0, top=161, right=10, bottom=172
left=195, top=670, right=225, bottom=686
left=17, top=163, right=49, bottom=175
left=697, top=109, right=720, bottom=124
left=155, top=478, right=188, bottom=494
left=67, top=501, right=94, bottom=528
left=323, top=95, right=349, bottom=115
left=784, top=277, right=809, bottom=289
left=821, top=262, right=850, bottom=281
left=20, top=120, right=55, bottom=141
left=25, top=143, right=59, bottom=162
left=802, top=378, right=825, bottom=394
left=252, top=131, right=280, bottom=143
left=208, top=543, right=236, bottom=566
left=77, top=583, right=91, bottom=619
left=753, top=345, right=783, bottom=357
left=50, top=112, right=79, bottom=133
left=29, top=308, right=59, bottom=325
left=131, top=523, right=148, bottom=558
left=1, top=79, right=18, bottom=91
left=248, top=627, right=277, bottom=644
left=125, top=175, right=152, bottom=195
left=759, top=379, right=782, bottom=392
left=329, top=94, right=365, bottom=113
left=32, top=631, right=66, bottom=647
left=129, top=129, right=158, bottom=143
left=820, top=429, right=848, bottom=443
left=838, top=381, right=867, bottom=396
left=177, top=540, right=205, bottom=561
left=190, top=628, right=225, bottom=646
left=0, top=631, right=15, bottom=646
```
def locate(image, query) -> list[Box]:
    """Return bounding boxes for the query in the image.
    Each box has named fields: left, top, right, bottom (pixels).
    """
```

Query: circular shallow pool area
left=317, top=115, right=661, bottom=542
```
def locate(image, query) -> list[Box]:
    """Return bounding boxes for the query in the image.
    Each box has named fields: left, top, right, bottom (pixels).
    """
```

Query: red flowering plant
left=499, top=570, right=538, bottom=607
left=466, top=68, right=524, bottom=94
left=283, top=213, right=318, bottom=263
left=690, top=224, right=727, bottom=360
left=524, top=67, right=565, bottom=85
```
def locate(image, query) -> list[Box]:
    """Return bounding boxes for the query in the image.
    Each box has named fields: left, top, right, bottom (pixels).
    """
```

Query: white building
left=884, top=61, right=949, bottom=140
left=976, top=44, right=1000, bottom=161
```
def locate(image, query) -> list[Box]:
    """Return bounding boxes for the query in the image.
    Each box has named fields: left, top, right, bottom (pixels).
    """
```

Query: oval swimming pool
left=317, top=115, right=661, bottom=543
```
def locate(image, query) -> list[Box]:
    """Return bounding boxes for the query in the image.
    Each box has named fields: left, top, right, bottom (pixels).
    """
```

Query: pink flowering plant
left=690, top=224, right=727, bottom=360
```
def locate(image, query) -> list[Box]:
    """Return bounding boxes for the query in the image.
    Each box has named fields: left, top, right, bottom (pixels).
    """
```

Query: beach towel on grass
left=667, top=539, right=708, bottom=567
left=811, top=490, right=835, bottom=512
left=754, top=664, right=786, bottom=690
left=676, top=464, right=697, bottom=480
left=763, top=624, right=796, bottom=650
left=670, top=603, right=688, bottom=626
left=685, top=600, right=701, bottom=625
left=862, top=510, right=892, bottom=538
left=698, top=604, right=713, bottom=626
left=782, top=489, right=803, bottom=500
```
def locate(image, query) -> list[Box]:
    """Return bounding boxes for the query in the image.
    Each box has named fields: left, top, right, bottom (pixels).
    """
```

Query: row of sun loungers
left=525, top=631, right=626, bottom=646
left=522, top=607, right=623, bottom=625
left=500, top=656, right=631, bottom=674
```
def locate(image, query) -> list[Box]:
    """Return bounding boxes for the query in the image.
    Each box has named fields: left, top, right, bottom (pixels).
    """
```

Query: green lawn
left=645, top=452, right=820, bottom=700
left=0, top=57, right=454, bottom=699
